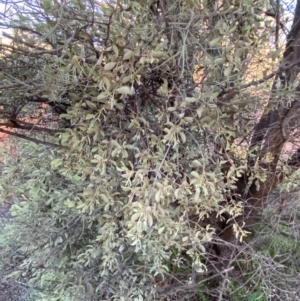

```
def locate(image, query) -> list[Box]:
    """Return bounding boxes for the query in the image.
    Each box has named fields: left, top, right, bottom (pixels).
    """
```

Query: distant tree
left=1, top=0, right=300, bottom=300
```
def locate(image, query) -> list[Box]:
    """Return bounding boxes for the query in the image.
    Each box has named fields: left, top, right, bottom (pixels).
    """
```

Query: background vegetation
left=1, top=0, right=300, bottom=300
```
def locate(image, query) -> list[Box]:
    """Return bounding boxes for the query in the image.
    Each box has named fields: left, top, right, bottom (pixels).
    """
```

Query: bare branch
left=0, top=128, right=67, bottom=148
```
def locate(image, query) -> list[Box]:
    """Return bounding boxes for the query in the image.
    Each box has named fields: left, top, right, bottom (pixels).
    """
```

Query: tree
left=1, top=0, right=300, bottom=300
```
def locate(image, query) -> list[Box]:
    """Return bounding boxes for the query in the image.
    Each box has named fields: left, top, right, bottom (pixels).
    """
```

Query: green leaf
left=115, top=86, right=135, bottom=95
left=104, top=62, right=117, bottom=71
left=51, top=158, right=62, bottom=168
left=41, top=0, right=52, bottom=9
left=209, top=37, right=221, bottom=47
left=123, top=50, right=134, bottom=60
left=86, top=100, right=97, bottom=109
left=86, top=114, right=95, bottom=120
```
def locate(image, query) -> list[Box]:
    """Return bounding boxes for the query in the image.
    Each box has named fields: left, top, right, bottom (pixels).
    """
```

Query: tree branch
left=0, top=120, right=61, bottom=134
left=0, top=128, right=67, bottom=148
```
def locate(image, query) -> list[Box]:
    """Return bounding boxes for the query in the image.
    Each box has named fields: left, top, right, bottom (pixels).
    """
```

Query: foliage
left=1, top=0, right=300, bottom=300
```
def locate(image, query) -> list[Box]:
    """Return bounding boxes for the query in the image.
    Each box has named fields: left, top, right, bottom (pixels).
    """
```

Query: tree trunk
left=216, top=0, right=300, bottom=263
